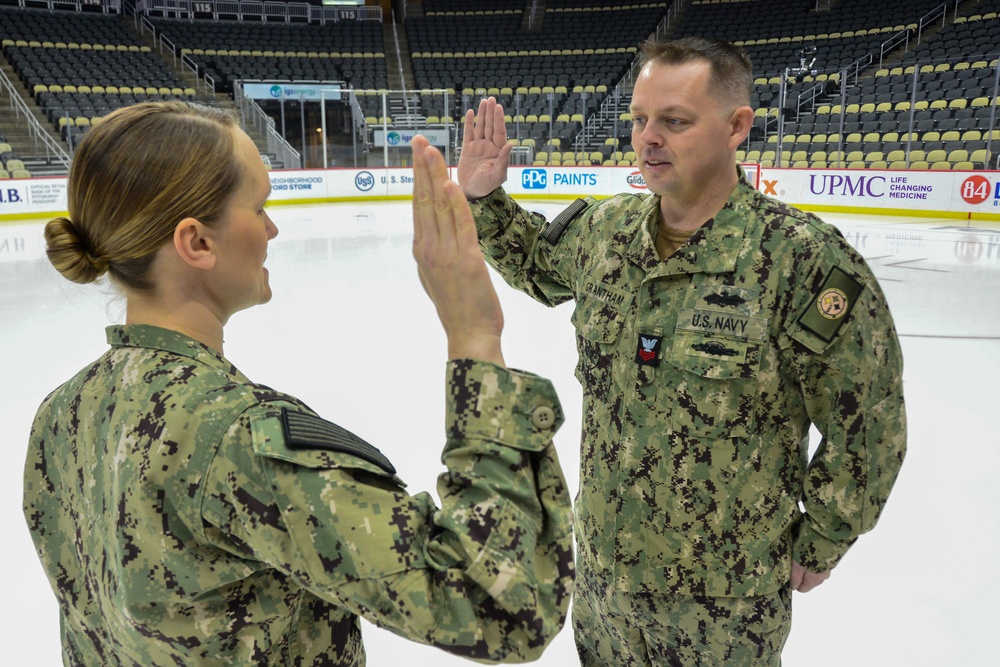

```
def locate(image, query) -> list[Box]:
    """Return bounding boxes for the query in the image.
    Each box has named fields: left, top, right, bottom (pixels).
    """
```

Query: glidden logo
left=627, top=171, right=647, bottom=189
left=355, top=171, right=375, bottom=191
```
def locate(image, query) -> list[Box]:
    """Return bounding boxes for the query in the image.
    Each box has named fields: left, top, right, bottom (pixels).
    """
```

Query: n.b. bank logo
left=522, top=168, right=547, bottom=189
left=386, top=131, right=402, bottom=146
left=355, top=171, right=375, bottom=191
left=269, top=85, right=282, bottom=99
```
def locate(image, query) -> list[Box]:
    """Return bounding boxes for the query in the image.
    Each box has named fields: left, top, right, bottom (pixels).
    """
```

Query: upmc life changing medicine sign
left=758, top=168, right=1000, bottom=215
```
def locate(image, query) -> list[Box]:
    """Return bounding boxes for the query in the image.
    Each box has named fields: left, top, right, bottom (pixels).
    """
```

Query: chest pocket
left=666, top=330, right=760, bottom=439
left=570, top=285, right=633, bottom=401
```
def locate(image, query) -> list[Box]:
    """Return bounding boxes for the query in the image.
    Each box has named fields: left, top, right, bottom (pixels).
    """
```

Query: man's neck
left=658, top=176, right=738, bottom=232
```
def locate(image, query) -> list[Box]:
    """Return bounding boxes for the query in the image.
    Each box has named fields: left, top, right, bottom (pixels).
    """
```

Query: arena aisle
left=2, top=201, right=996, bottom=666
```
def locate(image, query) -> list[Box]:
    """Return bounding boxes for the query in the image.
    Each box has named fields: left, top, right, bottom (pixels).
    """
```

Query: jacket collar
left=106, top=324, right=247, bottom=382
left=625, top=167, right=757, bottom=277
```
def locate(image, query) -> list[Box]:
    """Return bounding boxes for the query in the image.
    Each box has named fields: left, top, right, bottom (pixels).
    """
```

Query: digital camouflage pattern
left=23, top=324, right=574, bottom=666
left=573, top=565, right=790, bottom=666
left=471, top=170, right=906, bottom=598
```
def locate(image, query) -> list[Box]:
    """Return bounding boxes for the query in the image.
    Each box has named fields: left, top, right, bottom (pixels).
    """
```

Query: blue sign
left=522, top=169, right=547, bottom=189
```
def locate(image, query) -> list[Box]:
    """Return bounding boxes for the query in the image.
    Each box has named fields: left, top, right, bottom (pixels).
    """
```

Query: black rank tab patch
left=635, top=333, right=663, bottom=367
left=281, top=408, right=397, bottom=475
left=798, top=266, right=864, bottom=342
left=541, top=197, right=588, bottom=245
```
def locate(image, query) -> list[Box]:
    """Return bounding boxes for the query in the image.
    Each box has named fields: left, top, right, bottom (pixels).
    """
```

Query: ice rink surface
left=2, top=199, right=997, bottom=666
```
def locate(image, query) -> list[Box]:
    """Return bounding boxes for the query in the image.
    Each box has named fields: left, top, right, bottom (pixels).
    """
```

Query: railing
left=18, top=0, right=122, bottom=12
left=390, top=10, right=411, bottom=118
left=233, top=80, right=301, bottom=169
left=880, top=28, right=911, bottom=70
left=917, top=3, right=947, bottom=45
left=134, top=0, right=381, bottom=23
left=180, top=52, right=200, bottom=81
left=0, top=68, right=72, bottom=170
left=527, top=0, right=540, bottom=31
left=841, top=53, right=874, bottom=87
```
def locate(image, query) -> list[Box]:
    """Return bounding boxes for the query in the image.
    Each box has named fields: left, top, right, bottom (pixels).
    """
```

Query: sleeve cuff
left=793, top=520, right=854, bottom=573
left=445, top=358, right=563, bottom=453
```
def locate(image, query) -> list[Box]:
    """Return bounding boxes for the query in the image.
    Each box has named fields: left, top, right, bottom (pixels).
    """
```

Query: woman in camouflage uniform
left=23, top=102, right=573, bottom=666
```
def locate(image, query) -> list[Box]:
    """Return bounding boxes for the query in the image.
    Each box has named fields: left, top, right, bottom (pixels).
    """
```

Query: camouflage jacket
left=23, top=325, right=574, bottom=666
left=471, top=174, right=906, bottom=597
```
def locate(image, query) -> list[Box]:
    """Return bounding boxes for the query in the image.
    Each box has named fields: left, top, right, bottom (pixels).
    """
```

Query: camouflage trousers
left=572, top=568, right=791, bottom=667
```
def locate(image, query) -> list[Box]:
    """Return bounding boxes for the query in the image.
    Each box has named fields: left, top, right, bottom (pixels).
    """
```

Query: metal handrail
left=390, top=10, right=412, bottom=119
left=879, top=28, right=911, bottom=70
left=917, top=4, right=947, bottom=45
left=0, top=68, right=71, bottom=170
left=233, top=80, right=301, bottom=169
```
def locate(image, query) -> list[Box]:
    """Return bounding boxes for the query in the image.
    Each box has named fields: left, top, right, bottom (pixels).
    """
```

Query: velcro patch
left=798, top=266, right=864, bottom=342
left=281, top=409, right=396, bottom=475
left=635, top=333, right=663, bottom=366
left=541, top=197, right=588, bottom=244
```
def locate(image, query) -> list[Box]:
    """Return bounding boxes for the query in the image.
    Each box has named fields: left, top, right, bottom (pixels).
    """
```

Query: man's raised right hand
left=457, top=97, right=513, bottom=200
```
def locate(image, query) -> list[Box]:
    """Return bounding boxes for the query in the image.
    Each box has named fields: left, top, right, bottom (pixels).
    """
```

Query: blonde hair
left=45, top=101, right=241, bottom=291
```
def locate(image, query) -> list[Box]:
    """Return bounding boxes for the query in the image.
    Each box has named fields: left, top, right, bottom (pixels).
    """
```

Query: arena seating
left=0, top=0, right=997, bottom=171
left=148, top=17, right=387, bottom=92
left=1, top=6, right=198, bottom=148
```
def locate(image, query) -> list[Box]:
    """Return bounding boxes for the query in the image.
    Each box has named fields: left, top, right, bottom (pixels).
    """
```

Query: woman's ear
left=172, top=218, right=217, bottom=270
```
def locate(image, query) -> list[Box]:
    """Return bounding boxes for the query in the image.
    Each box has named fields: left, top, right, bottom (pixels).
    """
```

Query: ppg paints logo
left=387, top=132, right=402, bottom=146
left=269, top=85, right=282, bottom=98
left=522, top=169, right=547, bottom=189
left=355, top=171, right=375, bottom=191
left=627, top=171, right=647, bottom=189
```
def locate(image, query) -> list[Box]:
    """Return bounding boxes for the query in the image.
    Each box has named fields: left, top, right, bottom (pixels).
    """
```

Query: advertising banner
left=500, top=167, right=615, bottom=198
left=268, top=171, right=330, bottom=202
left=0, top=178, right=67, bottom=218
left=243, top=82, right=342, bottom=101
left=340, top=168, right=415, bottom=198
left=2, top=167, right=999, bottom=220
left=759, top=167, right=1000, bottom=217
left=372, top=129, right=449, bottom=148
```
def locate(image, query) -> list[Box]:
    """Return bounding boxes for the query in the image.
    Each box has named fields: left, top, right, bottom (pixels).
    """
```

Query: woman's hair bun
left=44, top=216, right=108, bottom=284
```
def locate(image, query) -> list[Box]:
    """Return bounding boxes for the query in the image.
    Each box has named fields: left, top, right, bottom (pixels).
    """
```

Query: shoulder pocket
left=571, top=283, right=633, bottom=400
left=571, top=278, right=633, bottom=343
left=251, top=407, right=401, bottom=482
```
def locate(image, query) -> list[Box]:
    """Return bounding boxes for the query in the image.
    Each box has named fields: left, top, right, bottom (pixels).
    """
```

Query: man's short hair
left=640, top=36, right=754, bottom=108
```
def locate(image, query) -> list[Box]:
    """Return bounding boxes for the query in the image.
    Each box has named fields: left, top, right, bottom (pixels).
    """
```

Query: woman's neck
left=126, top=299, right=226, bottom=354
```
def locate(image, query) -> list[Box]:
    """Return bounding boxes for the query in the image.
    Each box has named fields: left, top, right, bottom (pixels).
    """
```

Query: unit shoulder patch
left=280, top=408, right=396, bottom=475
left=798, top=266, right=864, bottom=342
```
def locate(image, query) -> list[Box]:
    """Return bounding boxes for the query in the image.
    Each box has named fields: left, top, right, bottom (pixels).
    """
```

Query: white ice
left=1, top=201, right=997, bottom=666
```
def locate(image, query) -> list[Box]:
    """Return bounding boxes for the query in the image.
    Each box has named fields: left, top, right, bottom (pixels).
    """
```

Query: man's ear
left=172, top=217, right=217, bottom=270
left=728, top=105, right=754, bottom=149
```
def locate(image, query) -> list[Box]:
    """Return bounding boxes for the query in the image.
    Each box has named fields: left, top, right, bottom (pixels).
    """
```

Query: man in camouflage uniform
left=458, top=37, right=906, bottom=665
left=23, top=135, right=574, bottom=666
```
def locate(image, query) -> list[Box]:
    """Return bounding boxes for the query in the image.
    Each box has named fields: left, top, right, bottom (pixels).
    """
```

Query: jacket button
left=531, top=405, right=556, bottom=429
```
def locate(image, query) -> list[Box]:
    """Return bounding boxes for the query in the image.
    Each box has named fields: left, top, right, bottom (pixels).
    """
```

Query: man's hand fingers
left=492, top=100, right=507, bottom=146
left=411, top=135, right=433, bottom=248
